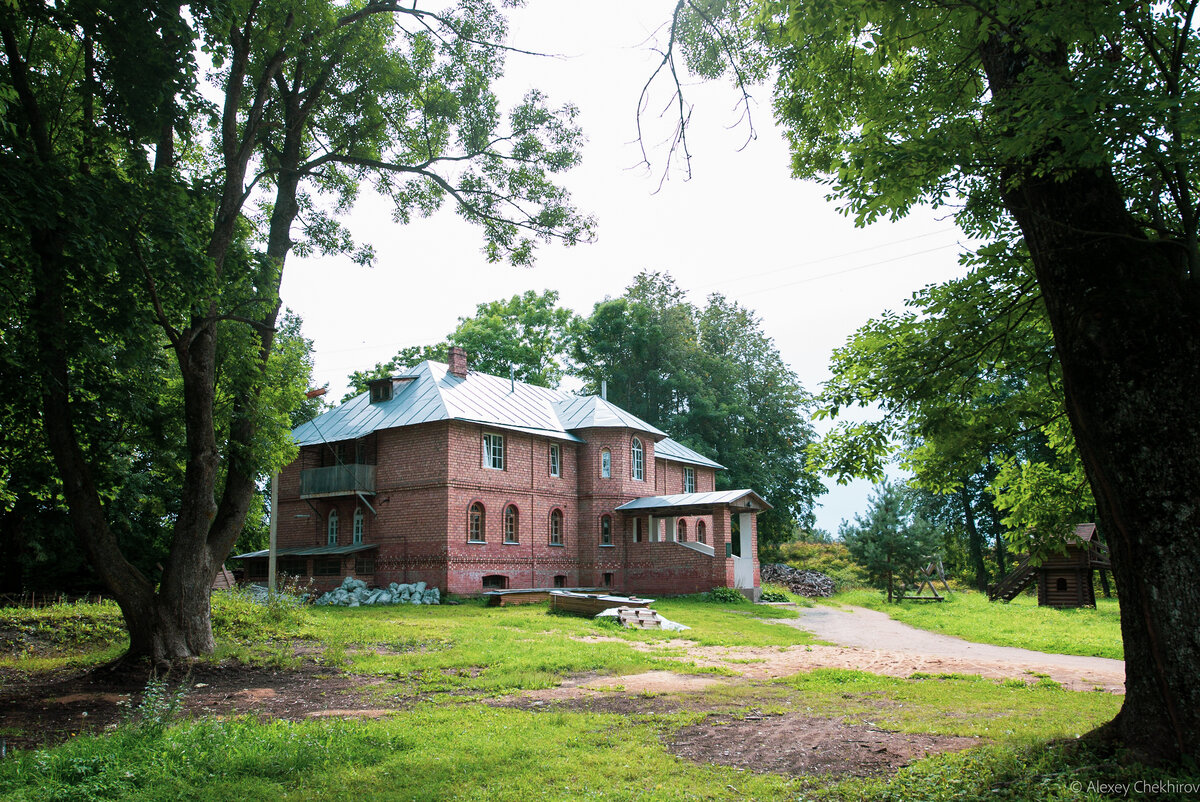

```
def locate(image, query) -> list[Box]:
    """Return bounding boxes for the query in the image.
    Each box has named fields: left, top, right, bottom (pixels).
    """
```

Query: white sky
left=278, top=0, right=972, bottom=533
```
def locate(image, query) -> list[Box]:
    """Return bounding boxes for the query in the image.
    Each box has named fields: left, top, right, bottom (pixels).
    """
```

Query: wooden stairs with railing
left=987, top=555, right=1037, bottom=602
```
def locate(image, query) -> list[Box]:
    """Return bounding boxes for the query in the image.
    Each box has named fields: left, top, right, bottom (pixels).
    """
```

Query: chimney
left=448, top=345, right=468, bottom=378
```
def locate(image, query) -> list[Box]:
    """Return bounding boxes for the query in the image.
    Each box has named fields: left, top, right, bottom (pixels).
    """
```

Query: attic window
left=369, top=378, right=393, bottom=403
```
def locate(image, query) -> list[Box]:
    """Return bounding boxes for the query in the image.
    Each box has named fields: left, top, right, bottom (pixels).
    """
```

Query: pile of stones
left=759, top=563, right=836, bottom=597
left=314, top=576, right=441, bottom=606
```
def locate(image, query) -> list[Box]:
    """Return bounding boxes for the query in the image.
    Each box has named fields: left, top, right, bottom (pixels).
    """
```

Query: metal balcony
left=299, top=464, right=376, bottom=498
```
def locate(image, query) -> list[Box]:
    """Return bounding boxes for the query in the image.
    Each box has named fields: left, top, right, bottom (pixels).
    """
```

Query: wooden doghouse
left=988, top=523, right=1111, bottom=608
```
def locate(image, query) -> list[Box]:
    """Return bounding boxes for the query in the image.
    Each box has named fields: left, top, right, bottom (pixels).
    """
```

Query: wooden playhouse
left=988, top=523, right=1111, bottom=608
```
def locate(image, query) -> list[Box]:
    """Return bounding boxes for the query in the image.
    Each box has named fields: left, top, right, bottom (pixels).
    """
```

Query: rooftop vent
left=368, top=378, right=394, bottom=403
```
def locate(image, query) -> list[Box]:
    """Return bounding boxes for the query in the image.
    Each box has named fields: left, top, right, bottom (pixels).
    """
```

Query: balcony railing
left=300, top=464, right=376, bottom=498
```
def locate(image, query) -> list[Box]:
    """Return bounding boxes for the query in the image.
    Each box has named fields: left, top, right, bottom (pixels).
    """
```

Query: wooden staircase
left=988, top=556, right=1036, bottom=602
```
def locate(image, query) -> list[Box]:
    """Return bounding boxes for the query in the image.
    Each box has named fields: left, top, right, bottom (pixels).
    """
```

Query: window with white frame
left=678, top=519, right=688, bottom=542
left=600, top=448, right=611, bottom=478
left=684, top=466, right=695, bottom=493
left=697, top=520, right=707, bottom=543
left=468, top=502, right=485, bottom=542
left=549, top=443, right=561, bottom=477
left=327, top=509, right=339, bottom=545
left=549, top=509, right=564, bottom=545
left=504, top=505, right=519, bottom=544
left=352, top=508, right=364, bottom=544
left=631, top=437, right=644, bottom=480
left=600, top=515, right=612, bottom=546
left=482, top=433, right=505, bottom=470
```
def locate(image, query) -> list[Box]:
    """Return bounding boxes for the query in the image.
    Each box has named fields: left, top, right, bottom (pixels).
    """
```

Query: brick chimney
left=447, top=345, right=468, bottom=378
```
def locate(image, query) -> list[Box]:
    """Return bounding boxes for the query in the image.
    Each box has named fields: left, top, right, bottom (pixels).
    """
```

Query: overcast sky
left=277, top=1, right=972, bottom=533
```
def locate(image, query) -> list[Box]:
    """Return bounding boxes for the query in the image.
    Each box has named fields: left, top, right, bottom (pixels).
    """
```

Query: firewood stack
left=760, top=564, right=836, bottom=597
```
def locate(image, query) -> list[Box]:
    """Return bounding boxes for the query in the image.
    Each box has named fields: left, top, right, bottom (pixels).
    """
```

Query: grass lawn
left=0, top=591, right=1181, bottom=801
left=825, top=589, right=1123, bottom=660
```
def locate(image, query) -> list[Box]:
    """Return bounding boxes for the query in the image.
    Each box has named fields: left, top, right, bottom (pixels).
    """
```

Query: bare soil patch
left=0, top=658, right=400, bottom=752
left=668, top=712, right=981, bottom=778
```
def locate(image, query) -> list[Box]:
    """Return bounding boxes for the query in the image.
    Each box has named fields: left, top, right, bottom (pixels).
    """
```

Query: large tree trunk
left=980, top=34, right=1200, bottom=764
left=1002, top=166, right=1200, bottom=762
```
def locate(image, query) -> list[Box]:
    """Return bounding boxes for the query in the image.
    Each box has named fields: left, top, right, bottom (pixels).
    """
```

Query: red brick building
left=236, top=347, right=768, bottom=598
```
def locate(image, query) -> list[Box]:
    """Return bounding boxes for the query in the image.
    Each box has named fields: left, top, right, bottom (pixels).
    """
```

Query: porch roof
left=614, top=489, right=772, bottom=516
left=231, top=543, right=378, bottom=560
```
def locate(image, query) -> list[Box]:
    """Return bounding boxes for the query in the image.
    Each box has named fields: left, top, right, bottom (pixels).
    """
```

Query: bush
left=775, top=542, right=870, bottom=589
left=758, top=588, right=790, bottom=603
left=705, top=587, right=747, bottom=604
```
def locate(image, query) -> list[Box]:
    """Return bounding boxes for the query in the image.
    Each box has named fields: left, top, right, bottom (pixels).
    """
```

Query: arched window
left=504, top=505, right=519, bottom=544
left=327, top=509, right=339, bottom=545
left=631, top=437, right=644, bottom=480
left=600, top=515, right=613, bottom=546
left=678, top=519, right=688, bottom=542
left=549, top=509, right=564, bottom=545
left=697, top=520, right=707, bottom=544
left=600, top=448, right=611, bottom=478
left=468, top=502, right=485, bottom=542
left=352, top=508, right=364, bottom=545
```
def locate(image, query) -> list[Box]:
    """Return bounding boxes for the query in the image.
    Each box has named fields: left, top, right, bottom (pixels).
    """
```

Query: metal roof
left=231, top=544, right=378, bottom=560
left=614, top=490, right=772, bottom=513
left=292, top=360, right=698, bottom=452
left=653, top=437, right=724, bottom=469
left=551, top=395, right=666, bottom=437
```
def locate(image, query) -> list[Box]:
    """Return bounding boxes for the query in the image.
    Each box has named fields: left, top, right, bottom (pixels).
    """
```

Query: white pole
left=268, top=472, right=279, bottom=596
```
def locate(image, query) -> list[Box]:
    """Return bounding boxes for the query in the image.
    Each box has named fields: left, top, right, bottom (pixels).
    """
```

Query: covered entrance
left=615, top=490, right=771, bottom=599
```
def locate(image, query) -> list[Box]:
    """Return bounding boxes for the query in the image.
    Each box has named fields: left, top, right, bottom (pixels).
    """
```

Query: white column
left=268, top=472, right=279, bottom=595
left=666, top=517, right=678, bottom=542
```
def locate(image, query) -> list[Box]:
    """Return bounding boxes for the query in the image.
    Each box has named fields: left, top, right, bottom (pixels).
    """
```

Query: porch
left=615, top=490, right=770, bottom=599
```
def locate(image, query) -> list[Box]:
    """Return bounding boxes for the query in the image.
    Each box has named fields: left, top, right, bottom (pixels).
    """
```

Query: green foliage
left=776, top=541, right=870, bottom=590
left=450, top=290, right=577, bottom=387
left=704, top=586, right=748, bottom=604
left=840, top=480, right=942, bottom=601
left=758, top=587, right=790, bottom=603
left=209, top=588, right=312, bottom=645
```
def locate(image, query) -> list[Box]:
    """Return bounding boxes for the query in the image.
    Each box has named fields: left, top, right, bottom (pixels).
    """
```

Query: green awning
left=231, top=543, right=378, bottom=560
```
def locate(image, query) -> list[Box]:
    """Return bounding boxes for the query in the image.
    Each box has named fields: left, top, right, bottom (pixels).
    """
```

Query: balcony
left=299, top=464, right=376, bottom=498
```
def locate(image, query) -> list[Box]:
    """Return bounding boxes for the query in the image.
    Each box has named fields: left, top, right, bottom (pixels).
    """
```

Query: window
left=278, top=557, right=307, bottom=577
left=631, top=437, right=644, bottom=480
left=468, top=502, right=485, bottom=542
left=314, top=557, right=341, bottom=576
left=355, top=441, right=367, bottom=464
left=600, top=515, right=613, bottom=546
left=684, top=466, right=695, bottom=493
left=697, top=520, right=707, bottom=544
left=327, top=509, right=339, bottom=545
left=553, top=575, right=567, bottom=588
left=247, top=560, right=268, bottom=579
left=483, top=432, right=505, bottom=470
left=482, top=574, right=509, bottom=590
left=549, top=509, right=564, bottom=545
left=504, top=505, right=519, bottom=544
left=369, top=379, right=393, bottom=403
left=355, top=554, right=375, bottom=575
left=678, top=519, right=688, bottom=542
left=549, top=443, right=561, bottom=477
left=602, top=572, right=614, bottom=588
left=352, top=508, right=364, bottom=545
left=600, top=449, right=611, bottom=478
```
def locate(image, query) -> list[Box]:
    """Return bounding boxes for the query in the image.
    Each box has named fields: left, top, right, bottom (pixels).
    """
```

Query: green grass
left=826, top=589, right=1123, bottom=660
left=774, top=668, right=1119, bottom=740
left=0, top=595, right=1160, bottom=801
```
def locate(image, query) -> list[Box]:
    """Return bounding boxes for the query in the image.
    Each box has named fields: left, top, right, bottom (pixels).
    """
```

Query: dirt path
left=785, top=604, right=1125, bottom=693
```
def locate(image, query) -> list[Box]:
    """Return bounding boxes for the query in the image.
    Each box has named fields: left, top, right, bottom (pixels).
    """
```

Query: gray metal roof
left=653, top=437, right=724, bottom=469
left=231, top=543, right=378, bottom=559
left=614, top=490, right=772, bottom=513
left=552, top=395, right=666, bottom=437
left=292, top=360, right=688, bottom=448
